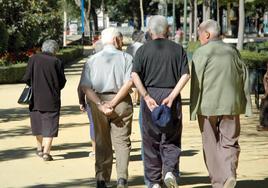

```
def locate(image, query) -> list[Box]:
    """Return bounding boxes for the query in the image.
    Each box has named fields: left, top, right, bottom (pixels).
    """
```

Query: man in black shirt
left=132, top=15, right=190, bottom=188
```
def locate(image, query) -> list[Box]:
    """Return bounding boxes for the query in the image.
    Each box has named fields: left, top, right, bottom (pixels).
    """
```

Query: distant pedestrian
left=79, top=27, right=133, bottom=188
left=22, top=40, right=66, bottom=161
left=132, top=15, right=190, bottom=188
left=126, top=30, right=145, bottom=106
left=190, top=19, right=252, bottom=188
left=77, top=87, right=96, bottom=157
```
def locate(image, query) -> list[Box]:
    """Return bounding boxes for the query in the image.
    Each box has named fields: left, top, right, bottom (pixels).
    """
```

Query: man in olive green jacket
left=190, top=19, right=252, bottom=188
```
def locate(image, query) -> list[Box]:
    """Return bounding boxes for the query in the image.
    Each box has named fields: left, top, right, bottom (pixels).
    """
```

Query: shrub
left=0, top=63, right=27, bottom=84
left=56, top=46, right=84, bottom=65
left=240, top=50, right=268, bottom=68
left=187, top=41, right=201, bottom=53
left=0, top=46, right=84, bottom=84
left=0, top=21, right=9, bottom=53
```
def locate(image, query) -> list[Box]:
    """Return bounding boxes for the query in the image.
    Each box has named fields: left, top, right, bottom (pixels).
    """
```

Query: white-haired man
left=132, top=15, right=190, bottom=188
left=79, top=27, right=133, bottom=188
left=190, top=19, right=252, bottom=188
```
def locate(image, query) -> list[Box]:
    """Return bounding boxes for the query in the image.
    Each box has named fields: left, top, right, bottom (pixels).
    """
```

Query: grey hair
left=148, top=15, right=168, bottom=35
left=199, top=19, right=221, bottom=38
left=41, top=40, right=59, bottom=54
left=101, top=27, right=121, bottom=45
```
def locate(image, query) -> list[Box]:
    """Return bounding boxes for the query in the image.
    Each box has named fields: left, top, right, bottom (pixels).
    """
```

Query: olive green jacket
left=190, top=40, right=252, bottom=120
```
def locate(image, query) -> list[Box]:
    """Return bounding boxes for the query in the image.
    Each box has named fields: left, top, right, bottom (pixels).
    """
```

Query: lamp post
left=183, top=0, right=188, bottom=48
left=81, top=0, right=85, bottom=45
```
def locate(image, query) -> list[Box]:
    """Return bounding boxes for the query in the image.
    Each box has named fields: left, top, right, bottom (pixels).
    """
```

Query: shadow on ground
left=23, top=175, right=145, bottom=188
left=193, top=178, right=268, bottom=188
left=0, top=142, right=90, bottom=162
left=0, top=105, right=82, bottom=123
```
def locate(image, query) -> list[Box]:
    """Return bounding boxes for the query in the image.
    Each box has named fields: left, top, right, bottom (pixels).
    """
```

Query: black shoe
left=97, top=180, right=107, bottom=188
left=117, top=178, right=127, bottom=188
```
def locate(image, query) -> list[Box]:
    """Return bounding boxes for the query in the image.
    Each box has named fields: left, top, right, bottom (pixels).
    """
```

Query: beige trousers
left=89, top=93, right=133, bottom=182
left=198, top=115, right=240, bottom=188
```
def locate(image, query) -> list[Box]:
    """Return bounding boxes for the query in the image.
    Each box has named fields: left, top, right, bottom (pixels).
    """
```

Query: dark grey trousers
left=141, top=87, right=182, bottom=187
left=197, top=115, right=240, bottom=188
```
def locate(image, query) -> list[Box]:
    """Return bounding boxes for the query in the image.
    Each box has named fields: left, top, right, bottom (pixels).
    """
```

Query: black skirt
left=30, top=111, right=60, bottom=137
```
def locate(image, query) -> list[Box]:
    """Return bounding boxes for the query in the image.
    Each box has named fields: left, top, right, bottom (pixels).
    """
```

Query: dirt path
left=0, top=47, right=267, bottom=188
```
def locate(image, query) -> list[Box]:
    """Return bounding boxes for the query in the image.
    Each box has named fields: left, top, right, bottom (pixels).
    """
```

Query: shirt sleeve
left=79, top=61, right=93, bottom=89
left=132, top=46, right=143, bottom=74
left=180, top=48, right=190, bottom=76
left=56, top=59, right=66, bottom=90
left=123, top=53, right=133, bottom=83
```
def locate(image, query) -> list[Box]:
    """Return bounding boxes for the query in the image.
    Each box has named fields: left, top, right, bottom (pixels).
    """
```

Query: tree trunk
left=63, top=0, right=67, bottom=46
left=237, top=0, right=245, bottom=50
left=194, top=0, right=198, bottom=41
left=217, top=0, right=220, bottom=22
left=91, top=7, right=98, bottom=32
left=140, top=0, right=144, bottom=31
left=203, top=0, right=211, bottom=20
left=189, top=1, right=193, bottom=42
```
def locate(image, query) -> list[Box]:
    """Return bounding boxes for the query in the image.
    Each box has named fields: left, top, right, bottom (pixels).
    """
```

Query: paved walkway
left=0, top=47, right=268, bottom=188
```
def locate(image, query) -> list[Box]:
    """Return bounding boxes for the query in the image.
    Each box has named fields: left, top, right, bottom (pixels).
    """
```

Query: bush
left=56, top=46, right=84, bottom=65
left=240, top=50, right=268, bottom=68
left=0, top=63, right=27, bottom=84
left=0, top=46, right=84, bottom=84
left=187, top=41, right=201, bottom=53
left=0, top=21, right=9, bottom=53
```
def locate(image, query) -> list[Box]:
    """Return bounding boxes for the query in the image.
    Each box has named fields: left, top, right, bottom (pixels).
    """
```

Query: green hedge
left=0, top=63, right=27, bottom=84
left=186, top=42, right=268, bottom=69
left=240, top=50, right=268, bottom=68
left=56, top=46, right=84, bottom=65
left=0, top=46, right=84, bottom=84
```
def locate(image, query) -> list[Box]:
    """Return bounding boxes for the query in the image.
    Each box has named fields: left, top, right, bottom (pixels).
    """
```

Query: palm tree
left=237, top=0, right=245, bottom=50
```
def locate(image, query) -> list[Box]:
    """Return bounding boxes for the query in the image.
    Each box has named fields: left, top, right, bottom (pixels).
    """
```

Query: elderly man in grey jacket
left=190, top=19, right=252, bottom=188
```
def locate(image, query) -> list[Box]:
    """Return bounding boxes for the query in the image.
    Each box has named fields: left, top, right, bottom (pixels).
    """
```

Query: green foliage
left=56, top=46, right=84, bottom=65
left=0, top=0, right=63, bottom=52
left=0, top=46, right=84, bottom=83
left=0, top=63, right=27, bottom=84
left=187, top=41, right=201, bottom=53
left=0, top=21, right=9, bottom=53
left=240, top=50, right=268, bottom=69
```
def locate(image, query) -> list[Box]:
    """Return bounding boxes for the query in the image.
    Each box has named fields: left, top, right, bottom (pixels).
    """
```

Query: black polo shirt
left=132, top=38, right=189, bottom=88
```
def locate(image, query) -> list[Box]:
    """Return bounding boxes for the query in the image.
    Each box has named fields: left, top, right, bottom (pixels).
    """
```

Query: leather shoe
left=117, top=178, right=127, bottom=188
left=96, top=180, right=107, bottom=188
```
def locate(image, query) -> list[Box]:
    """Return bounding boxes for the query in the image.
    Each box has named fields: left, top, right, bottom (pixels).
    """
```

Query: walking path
left=0, top=47, right=268, bottom=188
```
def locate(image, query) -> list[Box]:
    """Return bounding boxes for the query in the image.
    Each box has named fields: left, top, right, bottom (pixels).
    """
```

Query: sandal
left=42, top=153, right=53, bottom=161
left=36, top=147, right=43, bottom=158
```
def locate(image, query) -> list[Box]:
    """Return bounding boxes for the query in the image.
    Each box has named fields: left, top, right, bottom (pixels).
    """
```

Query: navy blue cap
left=151, top=105, right=172, bottom=128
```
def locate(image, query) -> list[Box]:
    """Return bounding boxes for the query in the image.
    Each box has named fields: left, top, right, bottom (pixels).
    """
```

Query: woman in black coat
left=23, top=40, right=66, bottom=161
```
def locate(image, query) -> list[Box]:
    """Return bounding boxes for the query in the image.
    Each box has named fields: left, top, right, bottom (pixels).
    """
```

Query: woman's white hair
left=148, top=15, right=168, bottom=35
left=101, top=27, right=121, bottom=45
left=41, top=40, right=59, bottom=54
left=199, top=19, right=221, bottom=38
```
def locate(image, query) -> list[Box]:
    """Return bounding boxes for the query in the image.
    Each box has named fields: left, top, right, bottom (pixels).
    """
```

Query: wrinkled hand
left=144, top=95, right=159, bottom=111
left=97, top=102, right=114, bottom=116
left=161, top=96, right=174, bottom=108
left=79, top=104, right=86, bottom=112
